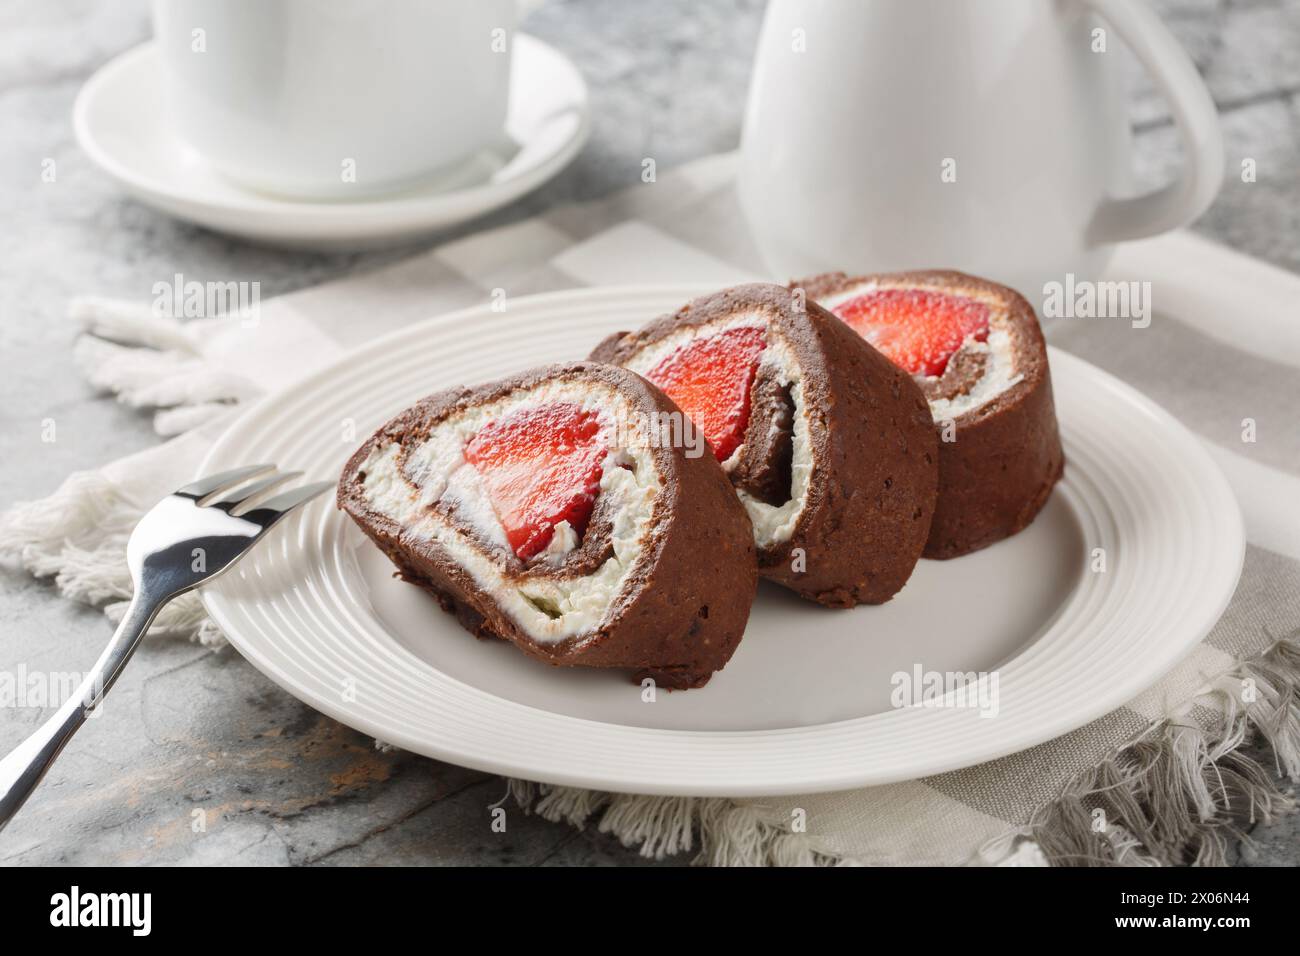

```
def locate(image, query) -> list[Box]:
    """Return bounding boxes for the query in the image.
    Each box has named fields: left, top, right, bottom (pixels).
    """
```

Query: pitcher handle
left=1080, top=0, right=1223, bottom=243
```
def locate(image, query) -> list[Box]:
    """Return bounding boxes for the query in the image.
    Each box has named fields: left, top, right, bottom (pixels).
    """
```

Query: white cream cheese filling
left=817, top=282, right=1024, bottom=421
left=736, top=340, right=813, bottom=551
left=357, top=380, right=662, bottom=645
left=623, top=314, right=813, bottom=551
left=927, top=328, right=1021, bottom=421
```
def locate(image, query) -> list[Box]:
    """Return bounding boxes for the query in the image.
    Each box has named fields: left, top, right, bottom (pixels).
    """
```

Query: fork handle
left=0, top=592, right=162, bottom=832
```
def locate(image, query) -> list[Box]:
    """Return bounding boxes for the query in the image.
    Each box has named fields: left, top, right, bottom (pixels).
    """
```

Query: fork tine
left=208, top=471, right=302, bottom=514
left=245, top=481, right=335, bottom=525
left=176, top=464, right=276, bottom=501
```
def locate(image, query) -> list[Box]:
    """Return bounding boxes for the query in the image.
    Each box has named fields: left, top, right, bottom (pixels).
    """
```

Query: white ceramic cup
left=152, top=0, right=519, bottom=199
left=737, top=0, right=1224, bottom=297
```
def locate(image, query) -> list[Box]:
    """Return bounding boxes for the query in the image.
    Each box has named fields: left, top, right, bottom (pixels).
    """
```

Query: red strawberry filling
left=644, top=325, right=768, bottom=462
left=464, top=403, right=608, bottom=561
left=830, top=288, right=991, bottom=378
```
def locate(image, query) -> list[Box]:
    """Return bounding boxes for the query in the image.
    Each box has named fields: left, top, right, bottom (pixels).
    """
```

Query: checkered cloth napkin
left=3, top=153, right=1298, bottom=865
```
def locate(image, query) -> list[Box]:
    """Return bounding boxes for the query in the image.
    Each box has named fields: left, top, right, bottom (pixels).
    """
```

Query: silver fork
left=0, top=464, right=331, bottom=832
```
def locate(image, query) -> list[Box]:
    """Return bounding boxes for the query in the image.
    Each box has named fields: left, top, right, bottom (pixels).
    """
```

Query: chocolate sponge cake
left=590, top=284, right=938, bottom=607
left=797, top=270, right=1064, bottom=559
left=338, top=362, right=757, bottom=689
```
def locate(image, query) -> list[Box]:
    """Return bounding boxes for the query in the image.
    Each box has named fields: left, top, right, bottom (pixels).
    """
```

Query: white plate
left=200, top=286, right=1243, bottom=796
left=73, top=37, right=589, bottom=250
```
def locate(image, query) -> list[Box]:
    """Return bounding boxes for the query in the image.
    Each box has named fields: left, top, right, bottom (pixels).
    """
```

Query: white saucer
left=198, top=286, right=1243, bottom=797
left=72, top=37, right=590, bottom=250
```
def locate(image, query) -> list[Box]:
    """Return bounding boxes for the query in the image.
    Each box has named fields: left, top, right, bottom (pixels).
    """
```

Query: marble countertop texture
left=1, top=0, right=1297, bottom=865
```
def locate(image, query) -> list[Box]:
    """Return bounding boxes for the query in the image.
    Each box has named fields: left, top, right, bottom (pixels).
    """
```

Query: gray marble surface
left=1, top=0, right=1297, bottom=866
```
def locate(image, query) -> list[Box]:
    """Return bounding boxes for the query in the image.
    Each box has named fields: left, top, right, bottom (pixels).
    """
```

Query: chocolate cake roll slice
left=338, top=362, right=756, bottom=689
left=797, top=270, right=1065, bottom=559
left=590, top=284, right=938, bottom=608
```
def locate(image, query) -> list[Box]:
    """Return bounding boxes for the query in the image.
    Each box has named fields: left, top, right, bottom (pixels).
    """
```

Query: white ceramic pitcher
left=737, top=0, right=1224, bottom=296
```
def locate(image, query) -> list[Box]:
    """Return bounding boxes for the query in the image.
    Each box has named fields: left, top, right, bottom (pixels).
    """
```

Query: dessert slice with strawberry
left=591, top=283, right=938, bottom=608
left=338, top=362, right=756, bottom=688
left=796, top=270, right=1064, bottom=559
